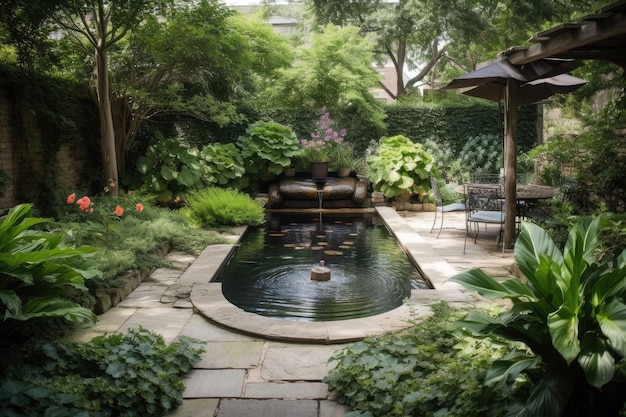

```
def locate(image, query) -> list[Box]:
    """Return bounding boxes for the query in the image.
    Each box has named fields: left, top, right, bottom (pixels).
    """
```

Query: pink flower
left=67, top=193, right=76, bottom=204
left=114, top=206, right=124, bottom=216
left=109, top=182, right=116, bottom=189
left=135, top=203, right=144, bottom=213
left=77, top=196, right=91, bottom=212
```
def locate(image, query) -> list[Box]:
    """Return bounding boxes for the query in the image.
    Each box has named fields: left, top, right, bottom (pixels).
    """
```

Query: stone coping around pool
left=187, top=208, right=471, bottom=343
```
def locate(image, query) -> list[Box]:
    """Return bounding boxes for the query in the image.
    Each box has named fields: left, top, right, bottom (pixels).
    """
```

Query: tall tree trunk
left=95, top=43, right=119, bottom=195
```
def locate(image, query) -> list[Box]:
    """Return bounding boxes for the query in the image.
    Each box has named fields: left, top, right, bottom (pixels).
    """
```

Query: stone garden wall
left=0, top=84, right=97, bottom=210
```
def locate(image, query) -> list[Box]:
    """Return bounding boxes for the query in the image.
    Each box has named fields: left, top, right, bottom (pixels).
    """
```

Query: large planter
left=310, top=161, right=329, bottom=179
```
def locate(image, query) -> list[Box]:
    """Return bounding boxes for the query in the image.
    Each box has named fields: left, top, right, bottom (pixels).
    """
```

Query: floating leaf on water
left=269, top=233, right=285, bottom=237
left=339, top=245, right=351, bottom=249
left=316, top=235, right=326, bottom=239
left=342, top=241, right=354, bottom=245
left=281, top=256, right=294, bottom=259
left=294, top=246, right=305, bottom=250
left=349, top=233, right=358, bottom=236
left=324, top=250, right=343, bottom=255
left=311, top=246, right=323, bottom=250
left=334, top=220, right=343, bottom=224
left=284, top=243, right=296, bottom=247
left=317, top=242, right=328, bottom=246
left=281, top=229, right=291, bottom=233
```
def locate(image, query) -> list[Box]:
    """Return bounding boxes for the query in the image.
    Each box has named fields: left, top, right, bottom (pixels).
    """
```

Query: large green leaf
left=484, top=351, right=541, bottom=394
left=521, top=375, right=568, bottom=417
left=597, top=299, right=626, bottom=357
left=578, top=332, right=615, bottom=389
left=160, top=165, right=178, bottom=181
left=547, top=305, right=580, bottom=364
left=0, top=290, right=22, bottom=317
left=514, top=222, right=562, bottom=297
left=19, top=298, right=96, bottom=324
left=135, top=156, right=153, bottom=174
left=449, top=268, right=514, bottom=300
left=590, top=265, right=626, bottom=308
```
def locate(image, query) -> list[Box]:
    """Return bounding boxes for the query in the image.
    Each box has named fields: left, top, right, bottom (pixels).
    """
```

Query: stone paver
left=260, top=343, right=342, bottom=381
left=183, top=369, right=246, bottom=398
left=244, top=382, right=328, bottom=399
left=196, top=341, right=265, bottom=369
left=216, top=399, right=318, bottom=417
left=166, top=399, right=219, bottom=417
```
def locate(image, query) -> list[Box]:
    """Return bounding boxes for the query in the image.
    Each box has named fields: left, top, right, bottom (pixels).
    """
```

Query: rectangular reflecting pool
left=214, top=212, right=431, bottom=321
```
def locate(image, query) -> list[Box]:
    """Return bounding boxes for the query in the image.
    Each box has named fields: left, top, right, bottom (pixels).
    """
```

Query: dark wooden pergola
left=495, top=0, right=626, bottom=248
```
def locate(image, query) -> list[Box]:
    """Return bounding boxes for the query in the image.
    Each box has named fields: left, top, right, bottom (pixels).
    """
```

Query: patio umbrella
left=463, top=73, right=587, bottom=105
left=440, top=58, right=577, bottom=90
left=439, top=58, right=585, bottom=249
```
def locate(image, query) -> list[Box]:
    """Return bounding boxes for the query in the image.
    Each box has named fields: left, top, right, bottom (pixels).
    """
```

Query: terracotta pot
left=310, top=161, right=329, bottom=179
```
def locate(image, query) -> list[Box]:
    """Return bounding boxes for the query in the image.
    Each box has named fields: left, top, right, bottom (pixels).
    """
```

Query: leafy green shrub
left=324, top=303, right=521, bottom=417
left=135, top=132, right=207, bottom=203
left=0, top=327, right=205, bottom=417
left=181, top=187, right=264, bottom=227
left=450, top=217, right=626, bottom=417
left=199, top=142, right=248, bottom=190
left=366, top=135, right=436, bottom=198
left=0, top=204, right=98, bottom=343
left=236, top=120, right=301, bottom=181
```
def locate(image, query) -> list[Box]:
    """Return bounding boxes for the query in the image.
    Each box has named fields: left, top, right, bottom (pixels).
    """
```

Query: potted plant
left=296, top=107, right=349, bottom=178
left=365, top=135, right=436, bottom=199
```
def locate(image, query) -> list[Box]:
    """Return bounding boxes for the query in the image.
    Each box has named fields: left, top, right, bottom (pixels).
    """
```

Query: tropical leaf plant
left=449, top=217, right=626, bottom=417
left=0, top=204, right=98, bottom=342
left=365, top=135, right=436, bottom=198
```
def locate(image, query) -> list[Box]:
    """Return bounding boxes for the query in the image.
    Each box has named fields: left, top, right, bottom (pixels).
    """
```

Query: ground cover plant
left=0, top=327, right=205, bottom=417
left=450, top=217, right=626, bottom=417
left=324, top=302, right=523, bottom=417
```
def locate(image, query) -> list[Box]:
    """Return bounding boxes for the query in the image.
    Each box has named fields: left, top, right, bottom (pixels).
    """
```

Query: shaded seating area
left=430, top=176, right=465, bottom=238
left=464, top=185, right=506, bottom=256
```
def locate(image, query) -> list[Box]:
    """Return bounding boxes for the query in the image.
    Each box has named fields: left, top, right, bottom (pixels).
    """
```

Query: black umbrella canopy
left=440, top=58, right=578, bottom=90
left=463, top=73, right=587, bottom=105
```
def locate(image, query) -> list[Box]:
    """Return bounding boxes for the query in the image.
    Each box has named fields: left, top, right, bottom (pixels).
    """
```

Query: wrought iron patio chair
left=430, top=176, right=465, bottom=238
left=464, top=185, right=505, bottom=256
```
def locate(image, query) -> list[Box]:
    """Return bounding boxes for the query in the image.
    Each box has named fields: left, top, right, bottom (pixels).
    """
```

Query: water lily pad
left=324, top=250, right=343, bottom=255
left=342, top=241, right=354, bottom=245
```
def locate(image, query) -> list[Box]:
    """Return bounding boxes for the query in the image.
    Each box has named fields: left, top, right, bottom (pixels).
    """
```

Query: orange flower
left=67, top=193, right=76, bottom=204
left=114, top=205, right=124, bottom=216
left=77, top=196, right=91, bottom=212
left=135, top=203, right=144, bottom=213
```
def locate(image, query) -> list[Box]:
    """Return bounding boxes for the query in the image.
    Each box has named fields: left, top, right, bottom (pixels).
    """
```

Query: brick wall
left=0, top=86, right=97, bottom=210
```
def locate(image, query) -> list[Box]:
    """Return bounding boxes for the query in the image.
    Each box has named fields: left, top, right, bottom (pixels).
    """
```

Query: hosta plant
left=135, top=132, right=206, bottom=203
left=236, top=120, right=301, bottom=181
left=0, top=204, right=98, bottom=343
left=450, top=217, right=626, bottom=417
left=199, top=142, right=248, bottom=190
left=365, top=135, right=436, bottom=198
